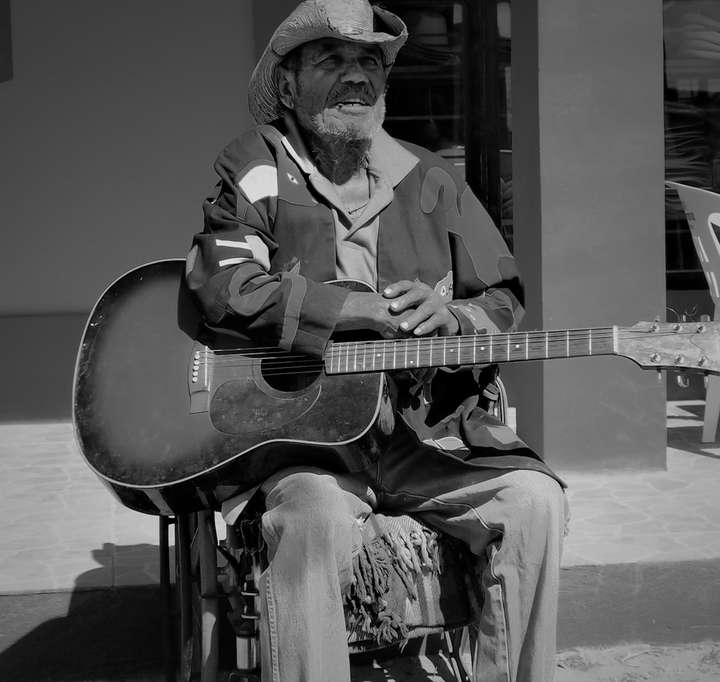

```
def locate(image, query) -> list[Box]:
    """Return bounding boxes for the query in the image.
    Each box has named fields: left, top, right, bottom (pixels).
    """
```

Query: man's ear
left=277, top=67, right=296, bottom=111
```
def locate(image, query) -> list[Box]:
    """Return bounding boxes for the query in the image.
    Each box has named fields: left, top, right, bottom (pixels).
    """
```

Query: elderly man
left=186, top=1, right=567, bottom=680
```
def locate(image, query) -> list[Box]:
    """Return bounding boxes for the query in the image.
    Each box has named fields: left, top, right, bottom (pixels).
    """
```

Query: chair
left=666, top=181, right=720, bottom=442
left=160, top=374, right=508, bottom=682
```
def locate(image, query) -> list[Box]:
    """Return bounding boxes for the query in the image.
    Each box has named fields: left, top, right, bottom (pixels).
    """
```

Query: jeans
left=257, top=433, right=568, bottom=682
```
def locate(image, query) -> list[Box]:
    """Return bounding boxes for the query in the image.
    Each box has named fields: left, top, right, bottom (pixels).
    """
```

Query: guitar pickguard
left=209, top=377, right=323, bottom=435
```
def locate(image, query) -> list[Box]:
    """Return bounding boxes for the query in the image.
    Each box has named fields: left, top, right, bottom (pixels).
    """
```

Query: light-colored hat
left=248, top=0, right=408, bottom=125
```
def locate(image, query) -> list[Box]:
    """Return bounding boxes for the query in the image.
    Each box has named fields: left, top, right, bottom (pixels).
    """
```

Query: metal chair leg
left=159, top=515, right=176, bottom=682
left=172, top=511, right=221, bottom=682
left=175, top=514, right=195, bottom=682
left=196, top=510, right=220, bottom=682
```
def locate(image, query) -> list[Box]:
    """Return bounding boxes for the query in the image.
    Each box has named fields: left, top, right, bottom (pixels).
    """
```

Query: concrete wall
left=510, top=0, right=667, bottom=470
left=0, top=0, right=254, bottom=316
left=0, top=0, right=255, bottom=420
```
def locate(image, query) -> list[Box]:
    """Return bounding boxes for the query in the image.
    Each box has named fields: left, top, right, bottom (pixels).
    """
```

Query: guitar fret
left=545, top=333, right=549, bottom=359
left=566, top=330, right=569, bottom=357
left=506, top=334, right=510, bottom=361
left=589, top=329, right=593, bottom=355
left=525, top=332, right=529, bottom=360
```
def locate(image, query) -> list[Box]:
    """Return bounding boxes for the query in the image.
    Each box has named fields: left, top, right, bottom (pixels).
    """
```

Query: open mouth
left=333, top=100, right=372, bottom=112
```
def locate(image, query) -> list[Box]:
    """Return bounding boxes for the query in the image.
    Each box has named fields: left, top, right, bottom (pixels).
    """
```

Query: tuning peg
left=676, top=374, right=690, bottom=389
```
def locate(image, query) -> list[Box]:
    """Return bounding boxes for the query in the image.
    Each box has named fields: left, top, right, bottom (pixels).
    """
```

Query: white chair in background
left=666, top=181, right=720, bottom=442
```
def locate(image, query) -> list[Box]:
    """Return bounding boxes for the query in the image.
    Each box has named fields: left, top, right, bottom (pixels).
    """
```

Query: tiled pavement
left=1, top=401, right=719, bottom=594
left=561, top=399, right=720, bottom=567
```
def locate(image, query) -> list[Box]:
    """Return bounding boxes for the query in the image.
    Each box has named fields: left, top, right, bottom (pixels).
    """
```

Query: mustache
left=327, top=83, right=376, bottom=106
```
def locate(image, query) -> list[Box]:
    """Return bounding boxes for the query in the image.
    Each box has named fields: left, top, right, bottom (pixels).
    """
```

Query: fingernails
left=400, top=321, right=408, bottom=330
left=391, top=302, right=399, bottom=310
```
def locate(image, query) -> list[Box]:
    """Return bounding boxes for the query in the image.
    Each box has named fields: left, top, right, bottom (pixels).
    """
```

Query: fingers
left=381, top=280, right=459, bottom=337
left=412, top=310, right=449, bottom=336
left=382, top=280, right=415, bottom=298
left=384, top=280, right=432, bottom=314
left=398, top=300, right=437, bottom=333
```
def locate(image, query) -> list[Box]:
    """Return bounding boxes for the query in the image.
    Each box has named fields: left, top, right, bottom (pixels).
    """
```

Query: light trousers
left=257, top=437, right=568, bottom=682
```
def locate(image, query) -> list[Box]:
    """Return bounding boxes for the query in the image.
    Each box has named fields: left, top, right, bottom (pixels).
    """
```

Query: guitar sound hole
left=260, top=357, right=321, bottom=393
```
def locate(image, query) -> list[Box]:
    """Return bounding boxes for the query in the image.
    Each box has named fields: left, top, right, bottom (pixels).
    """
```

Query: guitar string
left=208, top=329, right=617, bottom=356
left=202, top=330, right=694, bottom=366
left=206, top=329, right=618, bottom=358
left=202, top=327, right=700, bottom=362
left=204, top=327, right=699, bottom=358
left=196, top=330, right=703, bottom=377
left=205, top=330, right=619, bottom=364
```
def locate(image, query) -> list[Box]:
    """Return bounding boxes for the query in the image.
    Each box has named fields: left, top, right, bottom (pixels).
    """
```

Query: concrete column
left=509, top=0, right=667, bottom=470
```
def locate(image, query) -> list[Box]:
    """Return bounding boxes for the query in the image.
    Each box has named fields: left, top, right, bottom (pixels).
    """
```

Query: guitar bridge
left=188, top=342, right=211, bottom=413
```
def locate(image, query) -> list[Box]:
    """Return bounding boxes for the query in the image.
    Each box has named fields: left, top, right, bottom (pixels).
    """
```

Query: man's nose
left=339, top=59, right=370, bottom=84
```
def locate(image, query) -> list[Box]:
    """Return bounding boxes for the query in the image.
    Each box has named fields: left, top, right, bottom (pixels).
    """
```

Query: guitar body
left=76, top=261, right=720, bottom=515
left=73, top=260, right=385, bottom=515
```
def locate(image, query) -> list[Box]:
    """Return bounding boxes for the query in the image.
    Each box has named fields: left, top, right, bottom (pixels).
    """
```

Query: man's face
left=280, top=38, right=389, bottom=140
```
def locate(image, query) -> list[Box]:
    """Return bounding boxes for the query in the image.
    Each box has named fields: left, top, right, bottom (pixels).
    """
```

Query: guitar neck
left=324, top=327, right=617, bottom=374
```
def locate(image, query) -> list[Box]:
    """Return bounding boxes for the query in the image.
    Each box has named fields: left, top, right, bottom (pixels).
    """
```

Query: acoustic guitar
left=73, top=259, right=720, bottom=514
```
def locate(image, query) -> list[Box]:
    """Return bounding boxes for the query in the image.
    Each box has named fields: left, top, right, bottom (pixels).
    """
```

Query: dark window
left=664, top=0, right=720, bottom=290
left=382, top=1, right=513, bottom=248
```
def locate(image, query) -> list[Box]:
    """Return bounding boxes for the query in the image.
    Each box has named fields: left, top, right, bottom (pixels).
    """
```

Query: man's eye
left=319, top=56, right=341, bottom=68
left=360, top=57, right=381, bottom=69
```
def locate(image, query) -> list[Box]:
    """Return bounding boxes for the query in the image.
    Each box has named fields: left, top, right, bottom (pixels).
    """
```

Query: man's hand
left=335, top=279, right=459, bottom=339
left=382, top=280, right=459, bottom=337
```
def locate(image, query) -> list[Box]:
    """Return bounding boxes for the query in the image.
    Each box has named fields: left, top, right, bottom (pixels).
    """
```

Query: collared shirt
left=280, top=114, right=417, bottom=288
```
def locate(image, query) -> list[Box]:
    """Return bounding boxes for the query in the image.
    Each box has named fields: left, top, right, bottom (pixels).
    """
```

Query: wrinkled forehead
left=297, top=38, right=384, bottom=65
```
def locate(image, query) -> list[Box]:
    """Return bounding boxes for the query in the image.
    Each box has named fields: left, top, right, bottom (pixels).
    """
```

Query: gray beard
left=295, top=96, right=386, bottom=184
left=306, top=132, right=372, bottom=184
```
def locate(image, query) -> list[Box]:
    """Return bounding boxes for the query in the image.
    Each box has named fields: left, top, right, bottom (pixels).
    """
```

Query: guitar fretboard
left=324, top=328, right=616, bottom=375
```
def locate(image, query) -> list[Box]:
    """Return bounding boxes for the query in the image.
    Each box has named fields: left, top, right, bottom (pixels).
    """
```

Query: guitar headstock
left=617, top=321, right=720, bottom=374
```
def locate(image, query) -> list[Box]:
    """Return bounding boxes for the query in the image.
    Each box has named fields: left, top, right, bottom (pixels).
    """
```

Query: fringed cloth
left=231, top=511, right=484, bottom=651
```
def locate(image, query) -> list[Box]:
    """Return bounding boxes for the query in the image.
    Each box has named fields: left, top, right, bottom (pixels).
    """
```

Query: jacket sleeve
left=446, top=184, right=525, bottom=335
left=185, top=132, right=349, bottom=357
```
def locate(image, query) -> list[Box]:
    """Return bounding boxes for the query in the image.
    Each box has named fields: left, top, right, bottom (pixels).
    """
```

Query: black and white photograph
left=1, top=1, right=719, bottom=680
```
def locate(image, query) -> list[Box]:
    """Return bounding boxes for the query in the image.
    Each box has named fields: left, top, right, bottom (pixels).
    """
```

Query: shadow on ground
left=0, top=544, right=167, bottom=682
